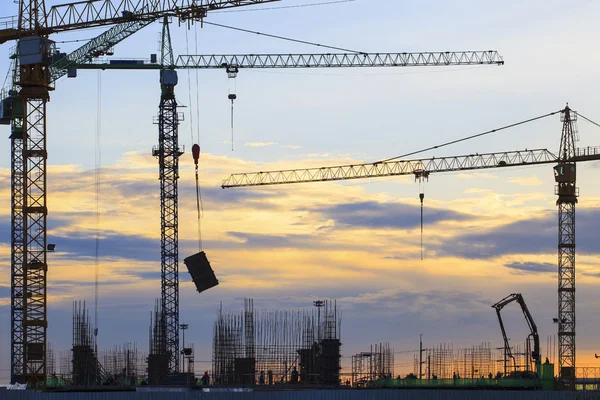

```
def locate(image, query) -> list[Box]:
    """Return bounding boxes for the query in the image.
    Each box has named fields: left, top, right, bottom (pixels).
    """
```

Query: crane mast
left=15, top=0, right=53, bottom=386
left=151, top=17, right=183, bottom=375
left=555, top=106, right=577, bottom=386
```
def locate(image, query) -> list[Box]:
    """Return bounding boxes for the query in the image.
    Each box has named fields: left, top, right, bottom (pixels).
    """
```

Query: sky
left=2, top=0, right=600, bottom=383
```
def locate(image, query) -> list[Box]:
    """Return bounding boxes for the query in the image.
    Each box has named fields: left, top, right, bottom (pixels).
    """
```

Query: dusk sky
left=2, top=0, right=600, bottom=382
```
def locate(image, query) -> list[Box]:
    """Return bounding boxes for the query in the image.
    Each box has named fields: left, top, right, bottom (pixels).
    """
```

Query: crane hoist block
left=183, top=251, right=219, bottom=294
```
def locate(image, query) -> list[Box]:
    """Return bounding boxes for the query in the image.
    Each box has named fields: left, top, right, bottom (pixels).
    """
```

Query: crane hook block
left=192, top=144, right=200, bottom=165
left=228, top=94, right=237, bottom=101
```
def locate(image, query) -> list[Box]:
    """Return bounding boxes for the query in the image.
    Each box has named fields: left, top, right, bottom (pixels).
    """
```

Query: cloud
left=504, top=261, right=555, bottom=274
left=282, top=145, right=302, bottom=149
left=311, top=201, right=471, bottom=229
left=226, top=231, right=323, bottom=249
left=508, top=176, right=543, bottom=186
left=244, top=142, right=278, bottom=148
left=433, top=208, right=600, bottom=259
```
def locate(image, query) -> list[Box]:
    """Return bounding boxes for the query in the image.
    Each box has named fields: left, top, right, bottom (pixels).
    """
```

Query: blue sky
left=2, top=0, right=600, bottom=383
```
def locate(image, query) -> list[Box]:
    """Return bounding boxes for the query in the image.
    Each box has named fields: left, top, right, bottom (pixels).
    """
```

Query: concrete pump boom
left=492, top=293, right=540, bottom=376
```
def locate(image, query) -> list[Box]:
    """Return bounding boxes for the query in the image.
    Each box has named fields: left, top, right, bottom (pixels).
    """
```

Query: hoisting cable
left=192, top=144, right=203, bottom=251
left=185, top=28, right=195, bottom=143
left=202, top=21, right=366, bottom=55
left=94, top=70, right=102, bottom=350
left=213, top=0, right=356, bottom=13
left=420, top=191, right=424, bottom=261
left=194, top=22, right=201, bottom=146
left=377, top=110, right=562, bottom=163
left=416, top=172, right=428, bottom=261
left=577, top=112, right=600, bottom=129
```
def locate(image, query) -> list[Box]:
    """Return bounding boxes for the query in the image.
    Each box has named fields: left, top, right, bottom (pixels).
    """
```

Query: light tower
left=554, top=105, right=578, bottom=386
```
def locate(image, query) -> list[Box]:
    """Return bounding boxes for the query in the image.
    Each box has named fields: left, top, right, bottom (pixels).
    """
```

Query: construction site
left=1, top=0, right=600, bottom=399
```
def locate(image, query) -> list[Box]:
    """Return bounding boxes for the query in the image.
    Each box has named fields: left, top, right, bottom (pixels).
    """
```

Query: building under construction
left=411, top=342, right=534, bottom=380
left=213, top=299, right=341, bottom=386
left=71, top=301, right=102, bottom=386
left=351, top=343, right=394, bottom=387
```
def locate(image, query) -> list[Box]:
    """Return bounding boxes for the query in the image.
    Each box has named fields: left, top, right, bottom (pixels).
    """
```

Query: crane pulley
left=226, top=65, right=239, bottom=151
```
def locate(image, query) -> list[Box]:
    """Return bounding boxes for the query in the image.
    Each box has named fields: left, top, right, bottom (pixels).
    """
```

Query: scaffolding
left=148, top=299, right=168, bottom=385
left=101, top=342, right=146, bottom=385
left=495, top=342, right=532, bottom=376
left=59, top=350, right=71, bottom=379
left=213, top=299, right=341, bottom=386
left=415, top=342, right=495, bottom=380
left=47, top=342, right=55, bottom=377
left=351, top=343, right=394, bottom=387
left=72, top=301, right=102, bottom=386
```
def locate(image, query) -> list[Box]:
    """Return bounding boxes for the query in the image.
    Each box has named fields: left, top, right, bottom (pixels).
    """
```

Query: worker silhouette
left=259, top=371, right=265, bottom=385
left=291, top=367, right=299, bottom=383
left=202, top=371, right=210, bottom=386
left=545, top=357, right=550, bottom=364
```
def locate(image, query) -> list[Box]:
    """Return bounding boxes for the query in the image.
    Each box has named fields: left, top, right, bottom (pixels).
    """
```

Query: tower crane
left=0, top=0, right=280, bottom=386
left=0, top=17, right=162, bottom=386
left=73, top=44, right=504, bottom=381
left=222, top=105, right=597, bottom=388
left=492, top=293, right=540, bottom=377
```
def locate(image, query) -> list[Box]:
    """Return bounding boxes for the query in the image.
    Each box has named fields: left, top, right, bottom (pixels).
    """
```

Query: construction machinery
left=492, top=293, right=540, bottom=377
left=223, top=105, right=596, bottom=388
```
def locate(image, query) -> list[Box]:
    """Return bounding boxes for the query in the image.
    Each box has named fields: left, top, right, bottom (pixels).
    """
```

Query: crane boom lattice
left=0, top=0, right=281, bottom=43
left=175, top=51, right=504, bottom=69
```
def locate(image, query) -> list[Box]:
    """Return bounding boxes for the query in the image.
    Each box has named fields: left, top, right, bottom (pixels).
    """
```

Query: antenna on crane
left=226, top=65, right=238, bottom=151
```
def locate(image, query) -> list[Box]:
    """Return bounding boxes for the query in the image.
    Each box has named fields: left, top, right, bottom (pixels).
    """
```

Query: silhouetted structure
left=213, top=299, right=341, bottom=386
left=148, top=299, right=168, bottom=385
left=352, top=343, right=394, bottom=387
left=71, top=301, right=102, bottom=386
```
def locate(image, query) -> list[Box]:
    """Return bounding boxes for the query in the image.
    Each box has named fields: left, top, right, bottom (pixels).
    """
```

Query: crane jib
left=222, top=147, right=600, bottom=188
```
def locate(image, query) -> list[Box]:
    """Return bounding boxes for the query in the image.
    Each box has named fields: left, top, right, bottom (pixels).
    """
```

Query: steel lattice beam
left=11, top=124, right=25, bottom=384
left=175, top=51, right=504, bottom=69
left=555, top=106, right=578, bottom=387
left=50, top=18, right=156, bottom=83
left=222, top=147, right=600, bottom=188
left=21, top=95, right=48, bottom=386
left=222, top=149, right=564, bottom=188
left=74, top=51, right=505, bottom=71
left=155, top=92, right=181, bottom=373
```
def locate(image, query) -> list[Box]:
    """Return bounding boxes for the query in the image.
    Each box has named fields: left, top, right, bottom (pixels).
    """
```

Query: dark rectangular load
left=183, top=251, right=219, bottom=294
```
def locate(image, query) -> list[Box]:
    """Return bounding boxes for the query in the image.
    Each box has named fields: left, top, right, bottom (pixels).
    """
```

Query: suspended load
left=183, top=251, right=218, bottom=294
